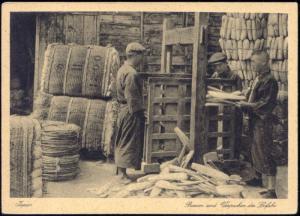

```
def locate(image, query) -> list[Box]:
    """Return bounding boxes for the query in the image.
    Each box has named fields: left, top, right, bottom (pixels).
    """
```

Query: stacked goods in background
left=40, top=43, right=120, bottom=99
left=266, top=13, right=288, bottom=166
left=41, top=121, right=80, bottom=181
left=32, top=92, right=119, bottom=159
left=219, top=13, right=268, bottom=89
left=10, top=116, right=43, bottom=197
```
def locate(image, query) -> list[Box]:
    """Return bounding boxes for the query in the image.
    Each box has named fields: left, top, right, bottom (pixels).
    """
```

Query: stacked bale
left=35, top=43, right=121, bottom=159
left=40, top=43, right=120, bottom=99
left=219, top=13, right=268, bottom=89
left=32, top=92, right=119, bottom=157
left=41, top=121, right=80, bottom=181
left=266, top=13, right=288, bottom=91
left=10, top=116, right=43, bottom=197
left=266, top=13, right=288, bottom=166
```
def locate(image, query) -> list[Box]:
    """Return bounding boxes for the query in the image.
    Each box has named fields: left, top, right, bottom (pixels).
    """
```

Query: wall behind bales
left=35, top=12, right=224, bottom=94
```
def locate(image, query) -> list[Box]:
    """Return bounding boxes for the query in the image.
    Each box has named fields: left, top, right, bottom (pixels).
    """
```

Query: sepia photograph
left=1, top=2, right=298, bottom=214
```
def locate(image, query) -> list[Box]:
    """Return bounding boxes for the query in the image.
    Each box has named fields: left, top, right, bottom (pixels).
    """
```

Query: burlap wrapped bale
left=41, top=121, right=80, bottom=181
left=41, top=43, right=120, bottom=99
left=10, top=116, right=43, bottom=197
left=101, top=100, right=120, bottom=158
left=32, top=94, right=108, bottom=153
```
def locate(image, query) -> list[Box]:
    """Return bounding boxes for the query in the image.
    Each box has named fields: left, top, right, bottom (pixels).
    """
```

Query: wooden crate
left=142, top=76, right=192, bottom=172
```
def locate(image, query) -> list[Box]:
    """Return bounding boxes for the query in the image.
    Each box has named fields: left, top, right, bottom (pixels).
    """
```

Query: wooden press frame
left=160, top=12, right=209, bottom=163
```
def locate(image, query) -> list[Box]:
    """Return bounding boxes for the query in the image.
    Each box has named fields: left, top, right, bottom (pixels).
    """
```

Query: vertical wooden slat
left=190, top=12, right=209, bottom=163
left=177, top=84, right=186, bottom=152
left=83, top=15, right=97, bottom=45
left=64, top=14, right=75, bottom=44
left=161, top=19, right=175, bottom=73
left=37, top=15, right=48, bottom=94
left=73, top=15, right=84, bottom=45
left=34, top=15, right=41, bottom=99
left=216, top=104, right=224, bottom=158
left=96, top=15, right=101, bottom=45
left=56, top=14, right=65, bottom=43
left=146, top=81, right=155, bottom=164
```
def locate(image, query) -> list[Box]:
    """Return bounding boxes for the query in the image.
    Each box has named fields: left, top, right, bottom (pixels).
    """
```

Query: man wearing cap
left=114, top=42, right=146, bottom=182
left=208, top=52, right=243, bottom=91
left=238, top=50, right=278, bottom=198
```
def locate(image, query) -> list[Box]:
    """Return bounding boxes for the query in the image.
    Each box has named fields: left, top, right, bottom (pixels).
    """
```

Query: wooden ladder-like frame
left=161, top=13, right=209, bottom=163
left=141, top=13, right=209, bottom=173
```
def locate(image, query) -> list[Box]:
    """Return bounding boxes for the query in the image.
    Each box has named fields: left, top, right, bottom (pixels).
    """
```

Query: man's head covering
left=126, top=42, right=146, bottom=55
left=208, top=52, right=227, bottom=65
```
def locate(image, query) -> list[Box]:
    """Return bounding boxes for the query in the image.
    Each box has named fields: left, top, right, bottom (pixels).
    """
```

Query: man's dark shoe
left=245, top=178, right=263, bottom=187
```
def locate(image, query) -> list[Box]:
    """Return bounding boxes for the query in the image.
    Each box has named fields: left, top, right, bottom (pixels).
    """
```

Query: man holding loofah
left=208, top=52, right=243, bottom=92
left=237, top=50, right=279, bottom=199
left=114, top=42, right=147, bottom=183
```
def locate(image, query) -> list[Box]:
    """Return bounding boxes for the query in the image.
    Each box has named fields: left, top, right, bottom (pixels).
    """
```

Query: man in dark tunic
left=238, top=50, right=279, bottom=198
left=114, top=42, right=146, bottom=182
left=208, top=52, right=243, bottom=92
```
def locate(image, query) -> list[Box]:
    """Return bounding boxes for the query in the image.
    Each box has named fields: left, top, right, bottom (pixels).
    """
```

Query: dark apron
left=250, top=115, right=277, bottom=175
left=114, top=105, right=145, bottom=169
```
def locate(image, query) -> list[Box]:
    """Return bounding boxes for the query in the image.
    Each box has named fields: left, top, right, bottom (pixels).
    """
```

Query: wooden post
left=161, top=19, right=175, bottom=73
left=189, top=12, right=209, bottom=163
left=33, top=15, right=40, bottom=100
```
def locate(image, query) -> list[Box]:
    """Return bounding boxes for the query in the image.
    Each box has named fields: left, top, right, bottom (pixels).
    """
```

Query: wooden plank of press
left=216, top=104, right=224, bottom=153
left=148, top=77, right=191, bottom=85
left=152, top=115, right=190, bottom=122
left=207, top=132, right=231, bottom=138
left=151, top=151, right=178, bottom=158
left=152, top=133, right=177, bottom=140
left=161, top=18, right=175, bottom=73
left=139, top=72, right=192, bottom=80
left=153, top=97, right=191, bottom=104
left=146, top=81, right=155, bottom=164
left=190, top=12, right=209, bottom=163
left=83, top=15, right=97, bottom=45
left=148, top=56, right=192, bottom=66
left=165, top=27, right=195, bottom=45
left=229, top=106, right=236, bottom=159
left=177, top=84, right=187, bottom=153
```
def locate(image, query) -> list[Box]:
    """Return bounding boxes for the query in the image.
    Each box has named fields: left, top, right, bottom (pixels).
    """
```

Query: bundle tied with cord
left=41, top=121, right=80, bottom=181
left=40, top=43, right=120, bottom=99
left=31, top=92, right=119, bottom=157
left=10, top=116, right=44, bottom=197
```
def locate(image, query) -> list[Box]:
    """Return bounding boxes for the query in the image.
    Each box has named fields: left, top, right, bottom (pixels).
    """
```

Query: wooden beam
left=161, top=19, right=175, bottom=73
left=33, top=15, right=40, bottom=100
left=190, top=12, right=209, bottom=163
left=165, top=27, right=195, bottom=45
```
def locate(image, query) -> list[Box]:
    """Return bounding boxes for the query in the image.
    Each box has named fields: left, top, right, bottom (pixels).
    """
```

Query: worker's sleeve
left=250, top=79, right=278, bottom=119
left=124, top=73, right=144, bottom=114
